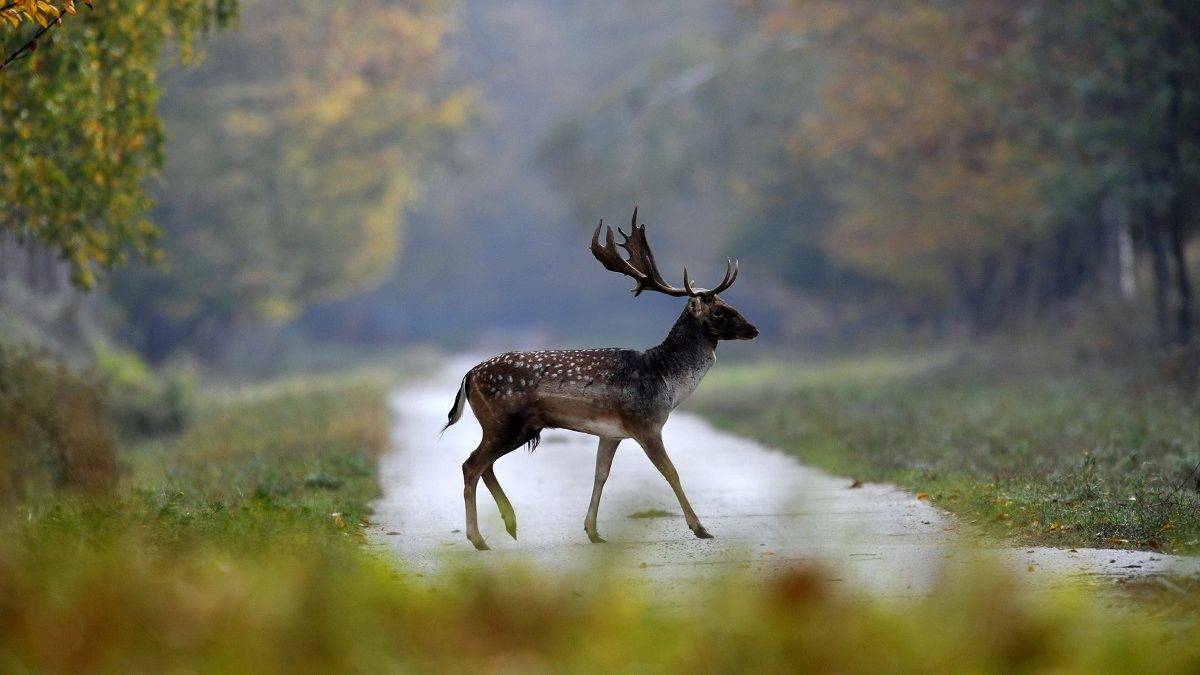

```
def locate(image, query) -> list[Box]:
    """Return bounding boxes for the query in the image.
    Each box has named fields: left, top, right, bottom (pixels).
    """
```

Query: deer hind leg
left=482, top=466, right=517, bottom=540
left=584, top=437, right=620, bottom=543
left=634, top=431, right=713, bottom=539
left=462, top=442, right=493, bottom=550
left=463, top=427, right=525, bottom=550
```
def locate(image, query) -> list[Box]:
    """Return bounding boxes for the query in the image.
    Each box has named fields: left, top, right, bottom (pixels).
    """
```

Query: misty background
left=305, top=0, right=764, bottom=352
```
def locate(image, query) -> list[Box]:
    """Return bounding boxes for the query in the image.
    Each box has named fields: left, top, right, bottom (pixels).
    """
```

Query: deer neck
left=645, top=309, right=717, bottom=408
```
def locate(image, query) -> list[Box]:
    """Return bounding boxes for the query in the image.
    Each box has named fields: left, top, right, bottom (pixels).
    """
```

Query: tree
left=108, top=0, right=469, bottom=361
left=1031, top=1, right=1200, bottom=344
left=0, top=0, right=236, bottom=287
left=749, top=1, right=1068, bottom=321
left=1, top=1, right=85, bottom=70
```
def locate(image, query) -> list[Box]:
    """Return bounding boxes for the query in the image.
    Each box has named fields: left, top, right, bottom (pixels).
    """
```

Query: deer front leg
left=482, top=466, right=517, bottom=540
left=634, top=431, right=713, bottom=539
left=584, top=437, right=621, bottom=543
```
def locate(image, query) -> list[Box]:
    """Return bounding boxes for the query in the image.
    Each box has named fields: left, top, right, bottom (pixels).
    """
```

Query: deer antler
left=590, top=207, right=739, bottom=298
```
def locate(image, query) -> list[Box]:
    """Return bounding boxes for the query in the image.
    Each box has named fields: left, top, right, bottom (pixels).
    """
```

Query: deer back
left=466, top=348, right=672, bottom=438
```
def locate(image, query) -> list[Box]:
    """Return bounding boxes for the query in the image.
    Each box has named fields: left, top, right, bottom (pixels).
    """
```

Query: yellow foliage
left=775, top=0, right=1063, bottom=306
left=0, top=0, right=79, bottom=29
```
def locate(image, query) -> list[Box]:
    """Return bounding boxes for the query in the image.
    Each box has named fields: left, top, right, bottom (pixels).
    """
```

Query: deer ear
left=686, top=297, right=704, bottom=317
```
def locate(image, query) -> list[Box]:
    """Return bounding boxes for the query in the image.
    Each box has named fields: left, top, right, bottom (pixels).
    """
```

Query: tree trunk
left=1009, top=246, right=1033, bottom=319
left=1168, top=212, right=1192, bottom=344
left=1117, top=218, right=1136, bottom=300
left=970, top=255, right=1001, bottom=333
left=1150, top=223, right=1172, bottom=345
left=1162, top=7, right=1192, bottom=344
left=1102, top=194, right=1137, bottom=300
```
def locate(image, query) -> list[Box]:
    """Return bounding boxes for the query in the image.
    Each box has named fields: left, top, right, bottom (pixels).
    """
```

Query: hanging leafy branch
left=1, top=0, right=83, bottom=28
left=0, top=1, right=236, bottom=287
left=1, top=1, right=89, bottom=70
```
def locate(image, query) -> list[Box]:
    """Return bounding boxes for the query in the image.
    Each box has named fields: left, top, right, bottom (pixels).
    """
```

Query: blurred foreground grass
left=691, top=347, right=1200, bottom=554
left=3, top=358, right=1200, bottom=671
left=5, top=538, right=1200, bottom=673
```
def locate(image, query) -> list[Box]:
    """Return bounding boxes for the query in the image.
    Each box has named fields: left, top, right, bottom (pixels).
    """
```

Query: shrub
left=95, top=346, right=194, bottom=438
left=0, top=345, right=117, bottom=499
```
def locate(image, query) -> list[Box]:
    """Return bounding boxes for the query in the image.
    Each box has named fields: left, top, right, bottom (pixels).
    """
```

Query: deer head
left=591, top=208, right=758, bottom=341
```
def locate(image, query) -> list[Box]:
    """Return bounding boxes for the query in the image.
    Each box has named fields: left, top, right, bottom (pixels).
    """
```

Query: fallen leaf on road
left=916, top=492, right=930, bottom=501
left=628, top=508, right=675, bottom=519
left=849, top=479, right=863, bottom=489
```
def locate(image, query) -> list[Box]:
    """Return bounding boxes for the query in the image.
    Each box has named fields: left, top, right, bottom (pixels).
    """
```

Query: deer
left=442, top=208, right=758, bottom=550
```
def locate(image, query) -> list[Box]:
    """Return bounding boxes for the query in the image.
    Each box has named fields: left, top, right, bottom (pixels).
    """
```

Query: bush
left=0, top=345, right=117, bottom=499
left=95, top=346, right=194, bottom=438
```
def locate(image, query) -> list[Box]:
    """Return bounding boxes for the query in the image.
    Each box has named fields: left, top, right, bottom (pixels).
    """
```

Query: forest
left=3, top=1, right=1198, bottom=359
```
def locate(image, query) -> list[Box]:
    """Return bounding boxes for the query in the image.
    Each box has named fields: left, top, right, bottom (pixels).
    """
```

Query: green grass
left=690, top=348, right=1200, bottom=553
left=3, top=356, right=1200, bottom=671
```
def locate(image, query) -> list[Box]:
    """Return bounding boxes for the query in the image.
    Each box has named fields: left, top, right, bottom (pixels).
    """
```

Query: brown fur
left=447, top=299, right=757, bottom=550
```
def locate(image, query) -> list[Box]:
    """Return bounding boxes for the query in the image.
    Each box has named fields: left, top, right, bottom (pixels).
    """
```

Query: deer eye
left=712, top=308, right=726, bottom=319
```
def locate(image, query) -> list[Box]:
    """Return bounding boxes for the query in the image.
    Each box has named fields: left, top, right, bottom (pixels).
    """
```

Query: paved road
left=372, top=358, right=1199, bottom=597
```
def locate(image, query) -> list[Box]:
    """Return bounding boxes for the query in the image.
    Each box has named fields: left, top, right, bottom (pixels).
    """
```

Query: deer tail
left=441, top=372, right=470, bottom=435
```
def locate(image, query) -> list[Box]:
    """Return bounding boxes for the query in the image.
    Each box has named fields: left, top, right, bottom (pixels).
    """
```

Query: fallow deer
left=442, top=208, right=758, bottom=550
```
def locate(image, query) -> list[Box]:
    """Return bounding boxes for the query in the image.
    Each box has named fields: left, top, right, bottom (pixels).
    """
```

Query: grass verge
left=0, top=373, right=393, bottom=671
left=689, top=348, right=1200, bottom=553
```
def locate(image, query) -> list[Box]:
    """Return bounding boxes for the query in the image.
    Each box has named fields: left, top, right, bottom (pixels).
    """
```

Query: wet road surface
left=372, top=358, right=1199, bottom=597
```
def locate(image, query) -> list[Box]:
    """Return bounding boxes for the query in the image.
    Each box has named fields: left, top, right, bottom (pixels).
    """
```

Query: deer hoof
left=468, top=536, right=490, bottom=551
left=693, top=526, right=714, bottom=539
left=587, top=532, right=607, bottom=544
left=505, top=521, right=517, bottom=540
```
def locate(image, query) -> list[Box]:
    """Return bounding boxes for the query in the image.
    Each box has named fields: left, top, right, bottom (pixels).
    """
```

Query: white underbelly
left=558, top=416, right=629, bottom=439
